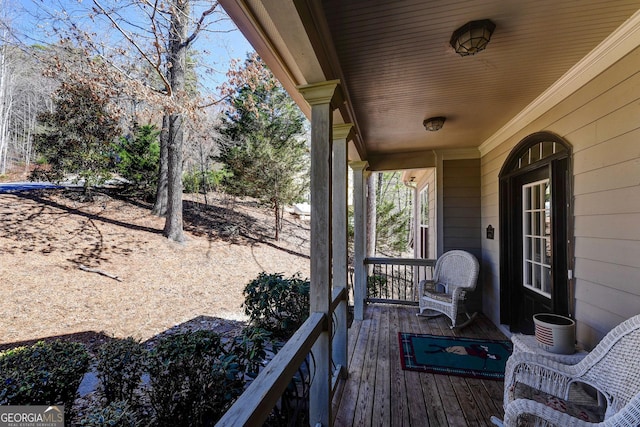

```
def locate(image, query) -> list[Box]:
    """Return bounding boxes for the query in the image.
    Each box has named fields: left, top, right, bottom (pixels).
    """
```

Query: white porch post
left=350, top=161, right=368, bottom=321
left=298, top=80, right=343, bottom=427
left=435, top=150, right=444, bottom=256
left=332, top=123, right=353, bottom=379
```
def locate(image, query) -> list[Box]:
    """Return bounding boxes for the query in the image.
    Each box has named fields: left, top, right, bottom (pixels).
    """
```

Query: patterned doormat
left=398, top=332, right=512, bottom=380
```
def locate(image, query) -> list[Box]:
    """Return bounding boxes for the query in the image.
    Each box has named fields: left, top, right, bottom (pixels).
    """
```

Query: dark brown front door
left=500, top=133, right=571, bottom=333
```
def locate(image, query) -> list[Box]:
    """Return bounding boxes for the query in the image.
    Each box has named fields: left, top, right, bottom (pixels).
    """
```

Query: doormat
left=398, top=332, right=512, bottom=380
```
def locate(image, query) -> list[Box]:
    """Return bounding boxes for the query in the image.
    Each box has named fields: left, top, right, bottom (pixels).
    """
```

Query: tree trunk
left=198, top=139, right=208, bottom=205
left=163, top=113, right=185, bottom=241
left=0, top=40, right=9, bottom=175
left=162, top=0, right=189, bottom=242
left=152, top=114, right=169, bottom=216
left=274, top=201, right=280, bottom=241
left=366, top=172, right=377, bottom=258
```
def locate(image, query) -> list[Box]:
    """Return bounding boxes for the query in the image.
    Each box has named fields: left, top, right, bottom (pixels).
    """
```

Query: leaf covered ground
left=0, top=189, right=310, bottom=350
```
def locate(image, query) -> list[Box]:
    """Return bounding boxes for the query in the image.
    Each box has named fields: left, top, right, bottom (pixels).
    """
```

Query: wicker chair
left=416, top=250, right=479, bottom=329
left=499, top=313, right=640, bottom=426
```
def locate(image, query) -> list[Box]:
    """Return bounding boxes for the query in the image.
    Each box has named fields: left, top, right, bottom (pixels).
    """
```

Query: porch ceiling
left=220, top=0, right=640, bottom=167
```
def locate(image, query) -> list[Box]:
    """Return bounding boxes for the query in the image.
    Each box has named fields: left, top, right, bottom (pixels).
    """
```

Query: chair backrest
left=575, top=314, right=640, bottom=416
left=433, top=250, right=479, bottom=292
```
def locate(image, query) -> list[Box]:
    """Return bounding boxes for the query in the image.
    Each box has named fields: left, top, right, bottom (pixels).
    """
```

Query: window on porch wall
left=419, top=185, right=429, bottom=259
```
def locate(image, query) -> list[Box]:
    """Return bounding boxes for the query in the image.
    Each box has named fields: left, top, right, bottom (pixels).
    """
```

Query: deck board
left=332, top=304, right=507, bottom=426
left=333, top=316, right=370, bottom=426
left=389, top=304, right=410, bottom=426
left=399, top=306, right=430, bottom=426
left=372, top=305, right=391, bottom=426
left=355, top=305, right=380, bottom=426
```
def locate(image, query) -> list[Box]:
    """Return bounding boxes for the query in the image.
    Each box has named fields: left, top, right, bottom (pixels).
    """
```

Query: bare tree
left=153, top=114, right=170, bottom=215
left=0, top=15, right=57, bottom=176
left=0, top=31, right=11, bottom=174
left=162, top=0, right=189, bottom=241
left=0, top=0, right=15, bottom=174
left=182, top=109, right=221, bottom=205
left=9, top=49, right=57, bottom=172
left=11, top=0, right=234, bottom=242
left=367, top=173, right=377, bottom=257
left=91, top=0, right=235, bottom=242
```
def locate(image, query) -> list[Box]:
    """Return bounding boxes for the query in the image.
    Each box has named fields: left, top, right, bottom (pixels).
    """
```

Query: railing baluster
left=386, top=263, right=390, bottom=299
left=402, top=264, right=406, bottom=300
left=392, top=264, right=396, bottom=300
left=363, top=257, right=436, bottom=306
left=216, top=289, right=348, bottom=427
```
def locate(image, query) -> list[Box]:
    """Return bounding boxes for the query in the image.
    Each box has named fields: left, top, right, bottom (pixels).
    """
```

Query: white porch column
left=435, top=150, right=444, bottom=256
left=297, top=80, right=343, bottom=427
left=350, top=161, right=368, bottom=321
left=332, top=123, right=353, bottom=379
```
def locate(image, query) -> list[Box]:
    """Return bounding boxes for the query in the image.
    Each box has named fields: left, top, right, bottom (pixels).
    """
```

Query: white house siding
left=481, top=46, right=640, bottom=349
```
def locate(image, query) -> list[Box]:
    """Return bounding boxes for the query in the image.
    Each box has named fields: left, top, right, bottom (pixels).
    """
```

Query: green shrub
left=95, top=338, right=146, bottom=405
left=182, top=169, right=201, bottom=194
left=228, top=327, right=270, bottom=376
left=35, top=155, right=49, bottom=165
left=243, top=272, right=310, bottom=338
left=0, top=340, right=89, bottom=419
left=115, top=124, right=160, bottom=198
left=146, top=330, right=248, bottom=426
left=80, top=400, right=139, bottom=427
left=183, top=168, right=232, bottom=194
left=367, top=274, right=388, bottom=298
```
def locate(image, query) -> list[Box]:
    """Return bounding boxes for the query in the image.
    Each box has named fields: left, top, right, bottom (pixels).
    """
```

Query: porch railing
left=215, top=287, right=348, bottom=426
left=216, top=257, right=432, bottom=425
left=364, top=257, right=435, bottom=305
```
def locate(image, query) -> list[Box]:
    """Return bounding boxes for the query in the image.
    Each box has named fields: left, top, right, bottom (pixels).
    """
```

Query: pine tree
left=217, top=54, right=309, bottom=241
left=115, top=124, right=160, bottom=199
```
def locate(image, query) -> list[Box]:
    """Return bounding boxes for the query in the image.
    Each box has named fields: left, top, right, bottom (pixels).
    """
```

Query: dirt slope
left=0, top=189, right=310, bottom=348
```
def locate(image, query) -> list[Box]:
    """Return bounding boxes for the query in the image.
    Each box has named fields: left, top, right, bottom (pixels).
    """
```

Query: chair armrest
left=504, top=351, right=580, bottom=406
left=448, top=283, right=471, bottom=304
left=601, top=390, right=640, bottom=426
left=505, top=388, right=640, bottom=427
left=418, top=279, right=437, bottom=296
left=417, top=279, right=426, bottom=296
left=503, top=398, right=594, bottom=427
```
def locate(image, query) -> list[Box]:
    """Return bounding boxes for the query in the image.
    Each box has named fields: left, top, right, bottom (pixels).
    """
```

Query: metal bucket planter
left=533, top=313, right=576, bottom=355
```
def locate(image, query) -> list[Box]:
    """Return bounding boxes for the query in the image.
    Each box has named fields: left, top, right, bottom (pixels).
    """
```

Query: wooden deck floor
left=331, top=304, right=508, bottom=426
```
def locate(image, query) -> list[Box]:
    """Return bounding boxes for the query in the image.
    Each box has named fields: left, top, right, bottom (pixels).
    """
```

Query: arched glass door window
left=503, top=135, right=568, bottom=174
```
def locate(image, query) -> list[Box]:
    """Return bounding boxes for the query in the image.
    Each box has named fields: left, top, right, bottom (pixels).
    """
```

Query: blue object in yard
left=0, top=182, right=63, bottom=193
